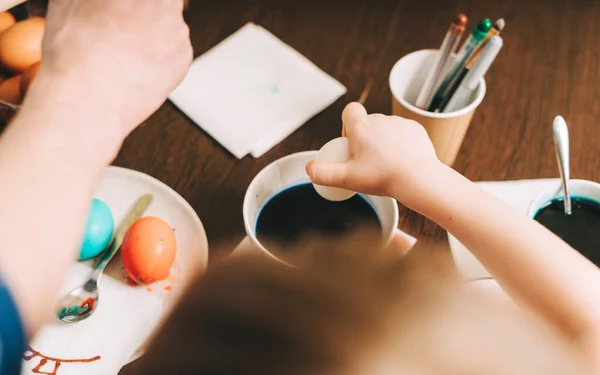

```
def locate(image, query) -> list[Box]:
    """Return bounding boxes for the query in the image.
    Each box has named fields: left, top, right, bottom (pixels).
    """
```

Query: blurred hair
left=132, top=230, right=587, bottom=375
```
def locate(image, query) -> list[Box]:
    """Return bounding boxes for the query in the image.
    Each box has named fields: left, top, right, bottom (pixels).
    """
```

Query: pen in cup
left=444, top=35, right=503, bottom=113
left=438, top=18, right=506, bottom=112
left=414, top=14, right=467, bottom=109
left=466, top=18, right=505, bottom=69
left=428, top=18, right=492, bottom=112
left=437, top=18, right=505, bottom=112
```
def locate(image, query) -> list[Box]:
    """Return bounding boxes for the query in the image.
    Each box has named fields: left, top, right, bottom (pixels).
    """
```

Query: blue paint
left=533, top=195, right=600, bottom=217
left=254, top=182, right=381, bottom=233
left=58, top=305, right=88, bottom=320
left=270, top=86, right=280, bottom=94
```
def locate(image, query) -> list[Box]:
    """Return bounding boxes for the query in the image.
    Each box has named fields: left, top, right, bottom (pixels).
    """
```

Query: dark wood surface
left=119, top=0, right=600, bottom=370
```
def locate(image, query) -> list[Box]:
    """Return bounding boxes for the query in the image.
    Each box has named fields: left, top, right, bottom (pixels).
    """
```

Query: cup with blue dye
left=528, top=179, right=600, bottom=267
left=241, top=151, right=415, bottom=265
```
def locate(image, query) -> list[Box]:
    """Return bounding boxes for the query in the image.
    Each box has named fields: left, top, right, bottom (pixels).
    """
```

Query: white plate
left=95, top=166, right=209, bottom=362
left=23, top=167, right=209, bottom=374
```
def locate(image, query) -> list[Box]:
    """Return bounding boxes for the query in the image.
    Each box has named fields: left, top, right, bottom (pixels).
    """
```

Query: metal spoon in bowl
left=56, top=194, right=153, bottom=323
left=553, top=116, right=572, bottom=215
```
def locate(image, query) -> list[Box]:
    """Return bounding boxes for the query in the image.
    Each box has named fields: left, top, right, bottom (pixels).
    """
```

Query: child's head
left=133, top=232, right=586, bottom=375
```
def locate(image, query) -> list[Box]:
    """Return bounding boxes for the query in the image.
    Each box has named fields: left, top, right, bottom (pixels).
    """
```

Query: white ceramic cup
left=389, top=49, right=486, bottom=166
left=528, top=179, right=600, bottom=218
left=241, top=151, right=412, bottom=264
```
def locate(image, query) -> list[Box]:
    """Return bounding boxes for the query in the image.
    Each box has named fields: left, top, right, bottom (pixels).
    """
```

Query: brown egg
left=19, top=61, right=40, bottom=98
left=0, top=74, right=22, bottom=104
left=0, top=17, right=45, bottom=73
left=0, top=12, right=15, bottom=35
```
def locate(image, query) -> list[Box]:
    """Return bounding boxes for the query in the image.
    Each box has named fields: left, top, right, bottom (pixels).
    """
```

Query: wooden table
left=120, top=0, right=600, bottom=370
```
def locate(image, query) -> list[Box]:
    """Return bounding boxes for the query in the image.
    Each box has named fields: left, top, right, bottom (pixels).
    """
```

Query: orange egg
left=0, top=74, right=22, bottom=104
left=0, top=17, right=45, bottom=73
left=19, top=61, right=40, bottom=97
left=0, top=12, right=15, bottom=35
left=121, top=216, right=177, bottom=284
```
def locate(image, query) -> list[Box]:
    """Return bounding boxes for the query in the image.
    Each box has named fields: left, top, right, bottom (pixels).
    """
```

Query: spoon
left=552, top=116, right=572, bottom=215
left=56, top=194, right=153, bottom=323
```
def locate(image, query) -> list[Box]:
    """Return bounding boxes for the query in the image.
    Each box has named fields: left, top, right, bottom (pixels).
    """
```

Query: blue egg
left=80, top=198, right=114, bottom=260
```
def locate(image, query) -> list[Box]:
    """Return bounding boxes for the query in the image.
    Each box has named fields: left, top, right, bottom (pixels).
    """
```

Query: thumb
left=342, top=102, right=367, bottom=125
left=305, top=160, right=351, bottom=188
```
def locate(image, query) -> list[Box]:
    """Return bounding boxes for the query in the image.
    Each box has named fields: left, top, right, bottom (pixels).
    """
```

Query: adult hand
left=28, top=0, right=192, bottom=140
left=306, top=102, right=440, bottom=204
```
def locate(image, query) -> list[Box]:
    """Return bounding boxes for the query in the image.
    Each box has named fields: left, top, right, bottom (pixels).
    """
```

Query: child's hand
left=306, top=102, right=440, bottom=203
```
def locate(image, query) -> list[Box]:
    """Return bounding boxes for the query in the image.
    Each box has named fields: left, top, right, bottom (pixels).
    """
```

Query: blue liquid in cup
left=534, top=196, right=600, bottom=267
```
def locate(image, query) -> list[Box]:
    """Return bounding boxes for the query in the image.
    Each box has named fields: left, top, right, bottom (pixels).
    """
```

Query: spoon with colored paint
left=56, top=194, right=153, bottom=323
left=553, top=116, right=572, bottom=215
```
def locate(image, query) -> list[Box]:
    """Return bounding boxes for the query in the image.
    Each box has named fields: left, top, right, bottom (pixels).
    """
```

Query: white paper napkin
left=22, top=262, right=162, bottom=375
left=169, top=23, right=347, bottom=159
left=448, top=179, right=557, bottom=280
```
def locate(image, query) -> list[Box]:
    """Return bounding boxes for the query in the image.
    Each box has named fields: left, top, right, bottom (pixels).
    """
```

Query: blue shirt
left=0, top=277, right=25, bottom=375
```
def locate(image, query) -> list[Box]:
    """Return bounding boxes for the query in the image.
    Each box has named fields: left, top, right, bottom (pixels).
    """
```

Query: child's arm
left=405, top=161, right=600, bottom=342
left=307, top=102, right=600, bottom=345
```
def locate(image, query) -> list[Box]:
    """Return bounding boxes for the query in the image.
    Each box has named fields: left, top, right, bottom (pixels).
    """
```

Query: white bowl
left=528, top=179, right=600, bottom=218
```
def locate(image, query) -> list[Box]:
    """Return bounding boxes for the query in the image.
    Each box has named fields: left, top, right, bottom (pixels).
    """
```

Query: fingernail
left=392, top=230, right=417, bottom=252
left=405, top=234, right=417, bottom=248
left=305, top=161, right=313, bottom=175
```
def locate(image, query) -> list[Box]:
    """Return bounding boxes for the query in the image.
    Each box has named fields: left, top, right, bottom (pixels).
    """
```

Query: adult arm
left=0, top=0, right=191, bottom=338
left=0, top=79, right=123, bottom=336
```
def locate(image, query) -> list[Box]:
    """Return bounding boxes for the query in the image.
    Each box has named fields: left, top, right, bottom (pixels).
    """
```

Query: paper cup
left=242, top=151, right=412, bottom=265
left=389, top=49, right=486, bottom=166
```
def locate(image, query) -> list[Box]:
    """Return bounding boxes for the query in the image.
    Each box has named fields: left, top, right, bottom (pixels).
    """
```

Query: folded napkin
left=448, top=179, right=557, bottom=281
left=22, top=262, right=162, bottom=375
left=169, top=22, right=347, bottom=159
